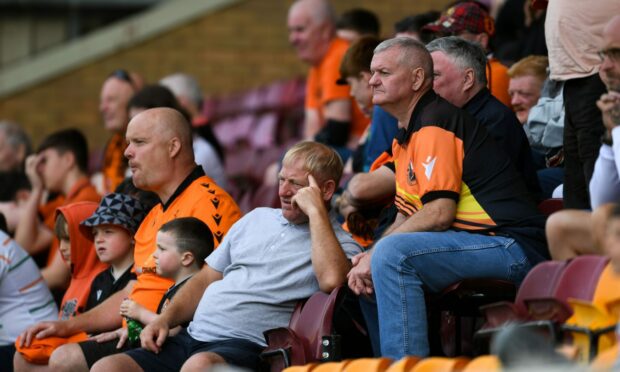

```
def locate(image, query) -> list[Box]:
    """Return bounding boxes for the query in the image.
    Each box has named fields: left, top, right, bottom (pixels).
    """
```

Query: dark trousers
left=562, top=74, right=607, bottom=209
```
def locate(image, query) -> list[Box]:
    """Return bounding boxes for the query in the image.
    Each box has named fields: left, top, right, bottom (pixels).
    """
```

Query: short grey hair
left=426, top=36, right=488, bottom=86
left=159, top=73, right=203, bottom=109
left=0, top=120, right=31, bottom=155
left=374, top=37, right=433, bottom=79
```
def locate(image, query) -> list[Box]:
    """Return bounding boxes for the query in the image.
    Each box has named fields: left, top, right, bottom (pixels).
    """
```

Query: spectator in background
left=0, top=171, right=30, bottom=234
left=96, top=70, right=143, bottom=194
left=0, top=121, right=32, bottom=172
left=545, top=2, right=620, bottom=209
left=0, top=219, right=57, bottom=372
left=393, top=11, right=440, bottom=43
left=15, top=129, right=100, bottom=292
left=287, top=0, right=369, bottom=158
left=546, top=15, right=620, bottom=260
left=158, top=73, right=225, bottom=163
left=422, top=1, right=512, bottom=108
left=508, top=55, right=548, bottom=125
left=127, top=84, right=228, bottom=190
left=426, top=37, right=540, bottom=199
left=510, top=56, right=565, bottom=199
left=336, top=8, right=380, bottom=42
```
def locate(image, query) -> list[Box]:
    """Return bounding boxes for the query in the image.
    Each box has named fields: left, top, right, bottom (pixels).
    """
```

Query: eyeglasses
left=598, top=48, right=620, bottom=63
left=109, top=69, right=136, bottom=89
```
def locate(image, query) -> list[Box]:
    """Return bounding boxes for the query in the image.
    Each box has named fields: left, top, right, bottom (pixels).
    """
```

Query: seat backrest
left=592, top=263, right=620, bottom=313
left=462, top=355, right=500, bottom=372
left=410, top=357, right=470, bottom=372
left=537, top=198, right=563, bottom=216
left=553, top=255, right=609, bottom=303
left=515, top=260, right=568, bottom=312
left=385, top=357, right=421, bottom=372
left=291, top=286, right=346, bottom=362
left=343, top=358, right=393, bottom=372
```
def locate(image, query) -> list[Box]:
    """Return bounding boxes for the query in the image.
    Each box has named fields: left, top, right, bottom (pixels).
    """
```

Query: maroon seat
left=251, top=183, right=280, bottom=210
left=537, top=198, right=563, bottom=216
left=261, top=286, right=346, bottom=371
left=479, top=260, right=569, bottom=328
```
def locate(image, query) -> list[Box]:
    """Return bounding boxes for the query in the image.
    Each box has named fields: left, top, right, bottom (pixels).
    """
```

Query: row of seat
left=476, top=255, right=620, bottom=362
left=283, top=355, right=499, bottom=372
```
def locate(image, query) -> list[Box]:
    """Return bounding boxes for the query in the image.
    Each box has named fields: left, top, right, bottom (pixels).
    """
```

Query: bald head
left=600, top=15, right=620, bottom=92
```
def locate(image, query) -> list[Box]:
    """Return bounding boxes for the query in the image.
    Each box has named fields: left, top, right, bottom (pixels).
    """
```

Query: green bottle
left=126, top=317, right=143, bottom=345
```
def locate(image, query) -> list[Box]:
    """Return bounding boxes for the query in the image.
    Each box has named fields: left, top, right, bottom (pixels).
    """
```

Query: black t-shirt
left=85, top=265, right=136, bottom=311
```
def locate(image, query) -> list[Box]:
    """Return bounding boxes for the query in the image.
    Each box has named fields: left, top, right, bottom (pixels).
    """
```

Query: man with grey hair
left=0, top=121, right=31, bottom=172
left=346, top=37, right=548, bottom=359
left=426, top=36, right=539, bottom=198
left=287, top=0, right=368, bottom=153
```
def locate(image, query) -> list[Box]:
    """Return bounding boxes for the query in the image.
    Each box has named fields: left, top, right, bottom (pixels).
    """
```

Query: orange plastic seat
left=283, top=364, right=319, bottom=372
left=462, top=355, right=500, bottom=372
left=410, top=357, right=470, bottom=372
left=590, top=344, right=619, bottom=371
left=344, top=357, right=393, bottom=372
left=563, top=264, right=620, bottom=363
left=311, top=360, right=351, bottom=372
left=385, top=356, right=421, bottom=372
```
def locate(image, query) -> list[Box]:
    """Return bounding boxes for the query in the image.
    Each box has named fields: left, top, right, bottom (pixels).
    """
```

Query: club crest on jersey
left=407, top=161, right=416, bottom=185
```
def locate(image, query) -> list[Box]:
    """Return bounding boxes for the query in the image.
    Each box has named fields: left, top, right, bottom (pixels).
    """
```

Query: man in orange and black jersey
left=346, top=37, right=549, bottom=359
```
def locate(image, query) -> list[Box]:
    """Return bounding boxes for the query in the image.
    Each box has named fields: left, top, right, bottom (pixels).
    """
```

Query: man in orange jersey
left=345, top=37, right=548, bottom=359
left=15, top=108, right=240, bottom=371
left=288, top=0, right=369, bottom=156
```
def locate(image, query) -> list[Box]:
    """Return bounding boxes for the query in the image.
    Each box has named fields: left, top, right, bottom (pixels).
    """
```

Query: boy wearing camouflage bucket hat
left=80, top=192, right=147, bottom=309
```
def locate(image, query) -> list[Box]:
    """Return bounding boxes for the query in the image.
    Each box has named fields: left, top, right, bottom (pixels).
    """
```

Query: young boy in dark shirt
left=77, top=217, right=214, bottom=368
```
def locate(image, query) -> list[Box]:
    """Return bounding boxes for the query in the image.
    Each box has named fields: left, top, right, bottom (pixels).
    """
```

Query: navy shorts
left=125, top=329, right=264, bottom=371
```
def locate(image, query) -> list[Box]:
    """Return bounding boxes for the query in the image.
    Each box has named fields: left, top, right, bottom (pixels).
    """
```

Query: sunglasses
left=109, top=69, right=137, bottom=89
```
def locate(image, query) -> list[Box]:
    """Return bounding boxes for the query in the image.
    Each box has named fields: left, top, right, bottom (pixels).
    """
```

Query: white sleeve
left=589, top=127, right=620, bottom=209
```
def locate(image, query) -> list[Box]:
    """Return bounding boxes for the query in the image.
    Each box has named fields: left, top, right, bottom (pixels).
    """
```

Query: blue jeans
left=368, top=230, right=532, bottom=359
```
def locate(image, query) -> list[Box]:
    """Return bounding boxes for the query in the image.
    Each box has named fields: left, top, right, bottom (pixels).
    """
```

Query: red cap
left=422, top=2, right=495, bottom=36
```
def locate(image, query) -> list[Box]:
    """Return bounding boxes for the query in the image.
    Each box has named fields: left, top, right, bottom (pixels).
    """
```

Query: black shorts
left=125, top=329, right=264, bottom=371
left=78, top=338, right=135, bottom=368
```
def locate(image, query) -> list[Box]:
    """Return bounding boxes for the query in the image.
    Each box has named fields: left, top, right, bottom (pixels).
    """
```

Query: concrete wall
left=0, top=0, right=451, bottom=152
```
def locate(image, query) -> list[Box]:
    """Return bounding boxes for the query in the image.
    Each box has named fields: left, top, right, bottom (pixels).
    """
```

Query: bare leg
left=180, top=351, right=226, bottom=372
left=48, top=343, right=88, bottom=372
left=546, top=210, right=596, bottom=260
left=91, top=353, right=143, bottom=372
left=13, top=352, right=50, bottom=372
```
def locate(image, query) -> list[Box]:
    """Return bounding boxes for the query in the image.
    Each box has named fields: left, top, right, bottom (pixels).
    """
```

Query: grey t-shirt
left=187, top=208, right=361, bottom=346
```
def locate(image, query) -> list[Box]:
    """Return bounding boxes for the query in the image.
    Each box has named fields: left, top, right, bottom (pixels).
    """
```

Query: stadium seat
left=261, top=286, right=347, bottom=371
left=479, top=260, right=568, bottom=328
left=562, top=263, right=620, bottom=362
left=462, top=355, right=500, bottom=372
left=410, top=357, right=469, bottom=372
left=537, top=198, right=564, bottom=216
left=343, top=357, right=393, bottom=372
left=384, top=356, right=421, bottom=372
left=427, top=278, right=516, bottom=356
left=589, top=344, right=619, bottom=371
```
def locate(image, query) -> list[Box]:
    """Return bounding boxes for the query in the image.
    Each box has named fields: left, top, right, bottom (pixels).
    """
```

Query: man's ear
left=463, top=68, right=476, bottom=91
left=411, top=67, right=426, bottom=91
left=15, top=143, right=26, bottom=166
left=321, top=179, right=337, bottom=202
left=168, top=137, right=181, bottom=158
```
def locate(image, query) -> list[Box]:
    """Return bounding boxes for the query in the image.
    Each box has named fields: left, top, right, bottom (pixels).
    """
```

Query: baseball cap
left=422, top=2, right=495, bottom=37
left=80, top=193, right=147, bottom=236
